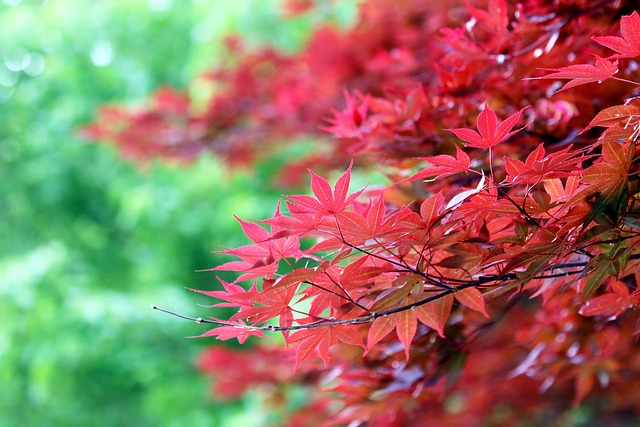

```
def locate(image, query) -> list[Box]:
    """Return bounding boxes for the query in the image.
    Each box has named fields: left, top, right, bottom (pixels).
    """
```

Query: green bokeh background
left=0, top=1, right=355, bottom=425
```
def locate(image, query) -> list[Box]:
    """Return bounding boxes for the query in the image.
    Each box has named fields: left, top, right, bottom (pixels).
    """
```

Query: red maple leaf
left=454, top=287, right=489, bottom=317
left=286, top=161, right=364, bottom=215
left=593, top=11, right=640, bottom=59
left=287, top=323, right=365, bottom=368
left=196, top=319, right=266, bottom=344
left=579, top=278, right=640, bottom=318
left=321, top=90, right=371, bottom=139
left=446, top=103, right=530, bottom=149
left=408, top=145, right=471, bottom=180
left=230, top=280, right=299, bottom=332
left=503, top=144, right=584, bottom=184
left=191, top=277, right=257, bottom=308
left=211, top=203, right=305, bottom=281
left=529, top=55, right=619, bottom=93
left=367, top=291, right=453, bottom=359
left=578, top=140, right=632, bottom=198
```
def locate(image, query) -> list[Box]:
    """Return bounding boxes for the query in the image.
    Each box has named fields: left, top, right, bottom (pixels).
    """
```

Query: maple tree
left=88, top=0, right=640, bottom=425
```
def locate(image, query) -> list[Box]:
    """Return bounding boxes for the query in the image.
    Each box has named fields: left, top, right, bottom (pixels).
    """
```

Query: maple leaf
left=582, top=98, right=640, bottom=135
left=503, top=144, right=584, bottom=184
left=367, top=290, right=452, bottom=359
left=191, top=277, right=257, bottom=308
left=321, top=90, right=371, bottom=138
left=529, top=55, right=618, bottom=93
left=230, top=281, right=299, bottom=332
left=419, top=192, right=445, bottom=228
left=288, top=323, right=365, bottom=368
left=455, top=287, right=489, bottom=317
left=579, top=278, right=640, bottom=317
left=446, top=103, right=530, bottom=149
left=407, top=145, right=471, bottom=180
left=592, top=11, right=640, bottom=59
left=196, top=319, right=265, bottom=344
left=286, top=161, right=365, bottom=215
left=577, top=140, right=632, bottom=199
left=210, top=202, right=306, bottom=281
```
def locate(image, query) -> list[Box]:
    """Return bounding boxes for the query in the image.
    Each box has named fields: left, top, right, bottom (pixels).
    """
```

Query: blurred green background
left=0, top=1, right=355, bottom=426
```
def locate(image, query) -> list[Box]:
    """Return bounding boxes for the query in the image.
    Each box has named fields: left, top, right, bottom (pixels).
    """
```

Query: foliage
left=91, top=0, right=640, bottom=425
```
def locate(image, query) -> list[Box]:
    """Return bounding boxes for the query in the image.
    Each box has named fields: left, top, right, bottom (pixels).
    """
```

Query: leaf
left=445, top=173, right=486, bottom=210
left=274, top=266, right=323, bottom=288
left=367, top=315, right=398, bottom=350
left=288, top=323, right=365, bottom=369
left=395, top=310, right=418, bottom=359
left=232, top=282, right=299, bottom=330
left=196, top=320, right=265, bottom=344
left=455, top=287, right=489, bottom=317
left=573, top=370, right=595, bottom=407
left=191, top=278, right=257, bottom=308
left=581, top=254, right=618, bottom=298
left=213, top=203, right=305, bottom=281
left=529, top=55, right=618, bottom=93
left=584, top=140, right=631, bottom=192
left=420, top=192, right=445, bottom=227
left=446, top=103, right=530, bottom=148
left=582, top=100, right=640, bottom=133
left=367, top=289, right=453, bottom=358
left=466, top=0, right=508, bottom=36
left=409, top=145, right=471, bottom=180
left=287, top=161, right=365, bottom=215
left=413, top=293, right=453, bottom=338
left=579, top=292, right=626, bottom=317
left=504, top=144, right=584, bottom=184
left=592, top=11, right=640, bottom=59
left=569, top=141, right=632, bottom=219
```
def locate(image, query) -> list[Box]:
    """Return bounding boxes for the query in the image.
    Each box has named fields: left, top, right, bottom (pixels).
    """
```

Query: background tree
left=88, top=0, right=640, bottom=425
left=1, top=1, right=342, bottom=425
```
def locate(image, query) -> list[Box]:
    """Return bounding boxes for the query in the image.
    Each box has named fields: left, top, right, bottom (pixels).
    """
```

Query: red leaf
left=212, top=203, right=305, bottom=281
left=446, top=103, right=529, bottom=148
left=367, top=315, right=397, bottom=349
left=232, top=282, right=298, bottom=331
left=582, top=99, right=640, bottom=133
left=593, top=11, right=640, bottom=59
left=191, top=278, right=257, bottom=308
left=196, top=320, right=265, bottom=344
left=455, top=287, right=489, bottom=317
left=579, top=293, right=627, bottom=317
left=530, top=55, right=618, bottom=93
left=367, top=305, right=422, bottom=360
left=286, top=326, right=339, bottom=369
left=582, top=140, right=631, bottom=195
left=287, top=161, right=364, bottom=215
left=414, top=294, right=453, bottom=338
left=579, top=279, right=638, bottom=317
left=395, top=310, right=418, bottom=359
left=504, top=144, right=584, bottom=184
left=409, top=145, right=471, bottom=180
left=573, top=371, right=595, bottom=407
left=419, top=192, right=445, bottom=228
